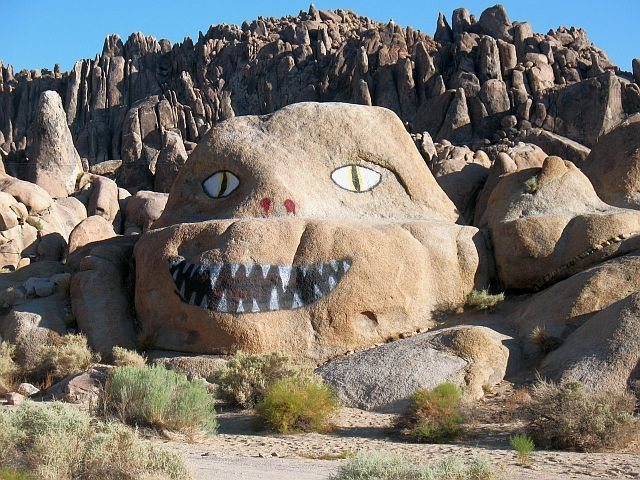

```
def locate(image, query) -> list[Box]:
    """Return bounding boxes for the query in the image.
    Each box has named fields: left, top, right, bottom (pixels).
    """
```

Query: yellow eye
left=202, top=171, right=240, bottom=198
left=331, top=165, right=381, bottom=193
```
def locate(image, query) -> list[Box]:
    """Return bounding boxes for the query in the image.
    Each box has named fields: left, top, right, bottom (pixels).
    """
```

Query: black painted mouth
left=168, top=257, right=352, bottom=313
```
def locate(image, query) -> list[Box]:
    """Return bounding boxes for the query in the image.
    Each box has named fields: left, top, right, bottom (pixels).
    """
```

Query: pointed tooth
left=179, top=281, right=186, bottom=299
left=314, top=284, right=323, bottom=299
left=217, top=292, right=228, bottom=313
left=343, top=260, right=351, bottom=273
left=182, top=263, right=191, bottom=274
left=261, top=264, right=271, bottom=279
left=172, top=268, right=180, bottom=280
left=316, top=263, right=323, bottom=276
left=237, top=299, right=245, bottom=313
left=300, top=265, right=309, bottom=277
left=327, top=276, right=337, bottom=291
left=269, top=287, right=279, bottom=311
left=244, top=264, right=254, bottom=277
left=330, top=260, right=339, bottom=272
left=291, top=292, right=303, bottom=309
left=189, top=291, right=197, bottom=305
left=231, top=264, right=240, bottom=278
left=200, top=296, right=208, bottom=309
left=191, top=265, right=202, bottom=278
left=252, top=298, right=260, bottom=313
left=278, top=265, right=292, bottom=292
left=209, top=264, right=222, bottom=288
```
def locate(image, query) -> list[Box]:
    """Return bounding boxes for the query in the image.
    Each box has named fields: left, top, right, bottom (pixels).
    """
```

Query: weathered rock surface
left=316, top=326, right=508, bottom=411
left=67, top=215, right=116, bottom=255
left=46, top=365, right=112, bottom=404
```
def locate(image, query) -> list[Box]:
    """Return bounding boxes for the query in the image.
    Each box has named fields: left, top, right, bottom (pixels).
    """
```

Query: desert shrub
left=524, top=176, right=538, bottom=194
left=101, top=365, right=217, bottom=434
left=529, top=326, right=562, bottom=355
left=522, top=379, right=636, bottom=451
left=0, top=401, right=189, bottom=480
left=214, top=351, right=301, bottom=408
left=333, top=451, right=497, bottom=480
left=255, top=374, right=339, bottom=433
left=465, top=290, right=505, bottom=311
left=396, top=382, right=465, bottom=443
left=111, top=347, right=146, bottom=368
left=0, top=469, right=32, bottom=480
left=28, top=334, right=99, bottom=383
left=510, top=433, right=535, bottom=465
left=0, top=341, right=18, bottom=392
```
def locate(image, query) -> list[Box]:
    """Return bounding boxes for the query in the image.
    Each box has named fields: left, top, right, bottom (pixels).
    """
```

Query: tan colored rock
left=5, top=392, right=25, bottom=405
left=17, top=382, right=39, bottom=397
left=136, top=103, right=490, bottom=362
left=123, top=190, right=168, bottom=232
left=583, top=114, right=640, bottom=209
left=26, top=91, right=83, bottom=197
left=483, top=156, right=640, bottom=289
left=46, top=365, right=111, bottom=404
left=0, top=223, right=38, bottom=270
left=0, top=174, right=53, bottom=213
left=67, top=216, right=116, bottom=255
left=151, top=352, right=227, bottom=382
left=86, top=175, right=120, bottom=224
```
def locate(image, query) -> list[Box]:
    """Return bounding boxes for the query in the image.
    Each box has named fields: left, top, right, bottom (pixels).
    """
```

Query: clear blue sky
left=1, top=0, right=638, bottom=73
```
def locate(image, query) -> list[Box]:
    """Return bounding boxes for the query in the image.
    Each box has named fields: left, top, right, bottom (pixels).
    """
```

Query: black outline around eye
left=202, top=171, right=240, bottom=199
left=331, top=165, right=382, bottom=193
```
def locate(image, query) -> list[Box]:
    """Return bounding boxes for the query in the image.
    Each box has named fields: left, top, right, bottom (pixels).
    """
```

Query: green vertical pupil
left=350, top=166, right=361, bottom=192
left=218, top=172, right=228, bottom=196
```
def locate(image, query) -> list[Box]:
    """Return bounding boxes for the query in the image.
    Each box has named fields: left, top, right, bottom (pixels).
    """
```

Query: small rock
left=17, top=382, right=40, bottom=397
left=6, top=392, right=26, bottom=405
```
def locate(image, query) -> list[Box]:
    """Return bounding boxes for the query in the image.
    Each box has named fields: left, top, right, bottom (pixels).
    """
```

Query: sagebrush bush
left=522, top=379, right=636, bottom=451
left=333, top=451, right=497, bottom=480
left=0, top=401, right=190, bottom=480
left=465, top=290, right=505, bottom=311
left=101, top=365, right=217, bottom=434
left=0, top=468, right=32, bottom=480
left=255, top=374, right=339, bottom=433
left=396, top=382, right=465, bottom=443
left=111, top=347, right=146, bottom=368
left=214, top=351, right=301, bottom=408
left=28, top=334, right=99, bottom=383
left=0, top=341, right=18, bottom=392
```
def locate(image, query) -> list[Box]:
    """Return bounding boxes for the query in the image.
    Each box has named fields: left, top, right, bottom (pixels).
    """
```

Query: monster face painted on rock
left=134, top=103, right=490, bottom=361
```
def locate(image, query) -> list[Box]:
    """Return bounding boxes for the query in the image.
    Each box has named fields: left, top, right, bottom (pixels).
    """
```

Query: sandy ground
left=161, top=386, right=640, bottom=480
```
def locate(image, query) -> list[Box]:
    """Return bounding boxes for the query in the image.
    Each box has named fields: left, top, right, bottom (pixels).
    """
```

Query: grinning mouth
left=168, top=257, right=352, bottom=313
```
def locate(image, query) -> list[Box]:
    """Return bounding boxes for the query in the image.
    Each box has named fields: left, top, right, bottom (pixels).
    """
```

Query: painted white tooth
left=244, top=264, right=254, bottom=277
left=209, top=264, right=222, bottom=288
left=278, top=265, right=292, bottom=292
left=172, top=268, right=180, bottom=280
left=231, top=264, right=240, bottom=278
left=182, top=263, right=191, bottom=274
left=291, top=292, right=303, bottom=309
left=179, top=281, right=186, bottom=299
left=343, top=260, right=351, bottom=273
left=189, top=292, right=197, bottom=305
left=237, top=299, right=245, bottom=313
left=191, top=265, right=202, bottom=278
left=200, top=296, right=208, bottom=308
left=261, top=264, right=271, bottom=279
left=330, top=260, right=339, bottom=272
left=314, top=284, right=323, bottom=298
left=252, top=298, right=260, bottom=313
left=328, top=276, right=337, bottom=291
left=217, top=292, right=228, bottom=313
left=316, top=263, right=323, bottom=276
left=269, top=287, right=279, bottom=311
left=300, top=265, right=309, bottom=277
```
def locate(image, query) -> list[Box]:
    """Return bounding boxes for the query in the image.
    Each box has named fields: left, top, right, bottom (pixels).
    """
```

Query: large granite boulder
left=134, top=103, right=491, bottom=362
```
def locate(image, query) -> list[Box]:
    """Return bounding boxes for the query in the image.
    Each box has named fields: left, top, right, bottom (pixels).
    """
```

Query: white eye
left=202, top=171, right=240, bottom=198
left=331, top=165, right=381, bottom=193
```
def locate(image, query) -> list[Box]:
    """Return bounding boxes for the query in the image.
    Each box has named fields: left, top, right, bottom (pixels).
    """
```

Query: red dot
left=260, top=197, right=272, bottom=215
left=284, top=199, right=296, bottom=215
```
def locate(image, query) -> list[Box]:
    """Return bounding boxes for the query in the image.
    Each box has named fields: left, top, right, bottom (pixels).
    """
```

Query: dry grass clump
left=522, top=379, right=636, bottom=451
left=0, top=401, right=190, bottom=480
left=111, top=347, right=146, bottom=368
left=255, top=375, right=339, bottom=434
left=0, top=341, right=18, bottom=392
left=214, top=351, right=301, bottom=408
left=333, top=451, right=498, bottom=480
left=28, top=334, right=99, bottom=383
left=100, top=365, right=217, bottom=434
left=465, top=290, right=505, bottom=311
left=529, top=326, right=562, bottom=355
left=396, top=382, right=465, bottom=443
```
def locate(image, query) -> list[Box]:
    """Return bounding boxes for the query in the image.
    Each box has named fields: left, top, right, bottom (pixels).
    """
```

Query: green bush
left=28, top=334, right=99, bottom=383
left=333, top=451, right=497, bottom=480
left=396, top=382, right=465, bottom=443
left=522, top=379, right=636, bottom=451
left=524, top=176, right=538, bottom=194
left=0, top=468, right=32, bottom=480
left=101, top=365, right=217, bottom=434
left=214, top=351, right=301, bottom=408
left=0, top=401, right=190, bottom=480
left=255, top=375, right=339, bottom=433
left=465, top=290, right=505, bottom=311
left=111, top=347, right=146, bottom=368
left=0, top=341, right=18, bottom=392
left=510, top=433, right=535, bottom=465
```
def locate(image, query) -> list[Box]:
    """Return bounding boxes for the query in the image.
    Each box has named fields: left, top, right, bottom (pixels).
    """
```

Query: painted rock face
left=134, top=102, right=490, bottom=361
